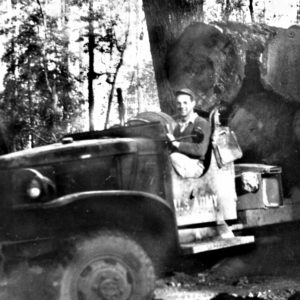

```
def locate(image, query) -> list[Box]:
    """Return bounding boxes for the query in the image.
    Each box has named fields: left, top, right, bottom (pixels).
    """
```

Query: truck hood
left=0, top=138, right=137, bottom=169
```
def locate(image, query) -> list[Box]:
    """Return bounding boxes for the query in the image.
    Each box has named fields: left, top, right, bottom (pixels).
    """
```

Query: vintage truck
left=0, top=109, right=299, bottom=300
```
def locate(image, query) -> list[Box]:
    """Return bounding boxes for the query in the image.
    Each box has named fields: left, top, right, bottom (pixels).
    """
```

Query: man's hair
left=175, top=88, right=195, bottom=101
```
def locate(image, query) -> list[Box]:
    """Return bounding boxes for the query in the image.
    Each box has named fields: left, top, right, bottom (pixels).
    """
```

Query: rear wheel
left=60, top=232, right=155, bottom=300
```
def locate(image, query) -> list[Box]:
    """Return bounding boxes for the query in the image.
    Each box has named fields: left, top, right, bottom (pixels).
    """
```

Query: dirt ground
left=155, top=221, right=300, bottom=300
left=0, top=222, right=300, bottom=300
left=0, top=254, right=299, bottom=300
left=155, top=268, right=300, bottom=300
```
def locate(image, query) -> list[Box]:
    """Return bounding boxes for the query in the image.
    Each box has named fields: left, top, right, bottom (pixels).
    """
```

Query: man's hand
left=166, top=133, right=180, bottom=148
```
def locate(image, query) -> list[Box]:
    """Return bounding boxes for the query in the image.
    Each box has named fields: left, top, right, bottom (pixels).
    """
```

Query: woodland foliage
left=0, top=0, right=158, bottom=151
left=0, top=0, right=84, bottom=150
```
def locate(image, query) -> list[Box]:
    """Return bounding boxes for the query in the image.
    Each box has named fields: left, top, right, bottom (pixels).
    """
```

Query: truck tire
left=60, top=232, right=155, bottom=300
left=129, top=111, right=177, bottom=132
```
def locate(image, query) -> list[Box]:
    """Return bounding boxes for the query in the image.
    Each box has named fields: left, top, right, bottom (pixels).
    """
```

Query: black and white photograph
left=0, top=0, right=300, bottom=299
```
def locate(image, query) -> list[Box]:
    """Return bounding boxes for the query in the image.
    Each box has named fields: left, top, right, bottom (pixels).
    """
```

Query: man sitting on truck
left=166, top=88, right=211, bottom=178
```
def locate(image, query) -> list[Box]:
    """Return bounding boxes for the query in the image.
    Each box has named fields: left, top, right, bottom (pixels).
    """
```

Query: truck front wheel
left=60, top=232, right=155, bottom=300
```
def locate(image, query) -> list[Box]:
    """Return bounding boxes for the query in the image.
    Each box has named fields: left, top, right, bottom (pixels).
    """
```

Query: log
left=229, top=91, right=300, bottom=195
left=166, top=22, right=300, bottom=195
left=166, top=22, right=277, bottom=109
left=166, top=22, right=244, bottom=111
left=261, top=25, right=300, bottom=102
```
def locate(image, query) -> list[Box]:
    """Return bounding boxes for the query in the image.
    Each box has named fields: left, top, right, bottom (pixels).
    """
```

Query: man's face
left=176, top=94, right=195, bottom=118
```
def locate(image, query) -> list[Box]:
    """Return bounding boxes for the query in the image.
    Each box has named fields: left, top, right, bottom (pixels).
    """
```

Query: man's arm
left=177, top=118, right=211, bottom=159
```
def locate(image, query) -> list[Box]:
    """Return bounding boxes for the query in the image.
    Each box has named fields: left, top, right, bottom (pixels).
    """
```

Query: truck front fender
left=8, top=191, right=179, bottom=273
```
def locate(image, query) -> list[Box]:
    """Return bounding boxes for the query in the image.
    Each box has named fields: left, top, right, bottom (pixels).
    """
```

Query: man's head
left=175, top=88, right=196, bottom=120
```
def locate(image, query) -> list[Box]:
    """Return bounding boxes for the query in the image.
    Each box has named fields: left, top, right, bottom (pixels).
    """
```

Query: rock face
left=166, top=22, right=300, bottom=195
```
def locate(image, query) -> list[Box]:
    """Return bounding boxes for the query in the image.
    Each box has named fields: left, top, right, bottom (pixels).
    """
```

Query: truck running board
left=180, top=236, right=255, bottom=255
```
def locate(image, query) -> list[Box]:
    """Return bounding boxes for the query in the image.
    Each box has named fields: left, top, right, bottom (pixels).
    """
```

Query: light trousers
left=170, top=152, right=204, bottom=178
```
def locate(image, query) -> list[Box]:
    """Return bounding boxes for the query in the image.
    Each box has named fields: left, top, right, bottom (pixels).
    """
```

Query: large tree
left=142, top=0, right=197, bottom=114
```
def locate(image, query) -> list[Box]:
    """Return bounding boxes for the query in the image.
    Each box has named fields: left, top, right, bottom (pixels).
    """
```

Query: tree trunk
left=298, top=0, right=300, bottom=23
left=60, top=0, right=71, bottom=121
left=135, top=0, right=142, bottom=113
left=88, top=0, right=95, bottom=131
left=142, top=0, right=204, bottom=115
left=27, top=56, right=34, bottom=148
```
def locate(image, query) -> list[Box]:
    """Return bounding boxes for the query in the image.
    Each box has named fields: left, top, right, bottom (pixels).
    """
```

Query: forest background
left=0, top=0, right=299, bottom=153
left=0, top=0, right=160, bottom=151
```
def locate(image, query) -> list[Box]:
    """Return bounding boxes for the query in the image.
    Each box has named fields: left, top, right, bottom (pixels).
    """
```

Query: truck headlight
left=27, top=178, right=43, bottom=199
left=15, top=168, right=56, bottom=202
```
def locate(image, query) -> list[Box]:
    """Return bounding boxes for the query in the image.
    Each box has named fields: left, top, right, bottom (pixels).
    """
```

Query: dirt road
left=0, top=222, right=300, bottom=299
left=154, top=272, right=300, bottom=300
left=0, top=254, right=299, bottom=300
left=0, top=261, right=299, bottom=300
left=154, top=220, right=300, bottom=300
